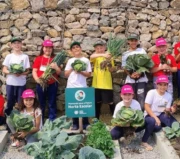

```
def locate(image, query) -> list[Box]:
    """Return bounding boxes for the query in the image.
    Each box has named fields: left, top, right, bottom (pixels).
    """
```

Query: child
left=2, top=37, right=30, bottom=116
left=7, top=89, right=42, bottom=146
left=32, top=40, right=61, bottom=121
left=0, top=81, right=5, bottom=126
left=90, top=40, right=116, bottom=119
left=122, top=34, right=148, bottom=110
left=142, top=75, right=176, bottom=151
left=111, top=84, right=143, bottom=140
left=65, top=41, right=92, bottom=130
left=151, top=37, right=177, bottom=95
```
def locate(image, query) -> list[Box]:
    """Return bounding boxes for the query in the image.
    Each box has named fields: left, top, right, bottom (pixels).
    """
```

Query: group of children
left=0, top=34, right=179, bottom=150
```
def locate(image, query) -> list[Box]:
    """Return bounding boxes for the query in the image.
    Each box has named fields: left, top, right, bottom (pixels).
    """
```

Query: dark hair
left=39, top=46, right=55, bottom=57
left=18, top=97, right=40, bottom=112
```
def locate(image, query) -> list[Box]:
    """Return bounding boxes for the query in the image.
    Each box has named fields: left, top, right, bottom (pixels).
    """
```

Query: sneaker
left=71, top=125, right=79, bottom=130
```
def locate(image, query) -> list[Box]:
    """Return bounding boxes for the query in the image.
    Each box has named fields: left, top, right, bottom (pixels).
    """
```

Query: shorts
left=95, top=89, right=113, bottom=104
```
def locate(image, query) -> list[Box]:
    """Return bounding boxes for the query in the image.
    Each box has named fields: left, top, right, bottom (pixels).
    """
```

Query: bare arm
left=90, top=53, right=111, bottom=60
left=64, top=69, right=73, bottom=78
left=79, top=71, right=91, bottom=77
left=32, top=68, right=40, bottom=83
left=2, top=66, right=10, bottom=74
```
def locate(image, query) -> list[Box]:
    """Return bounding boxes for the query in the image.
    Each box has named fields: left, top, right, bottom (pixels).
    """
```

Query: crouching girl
left=7, top=89, right=42, bottom=147
left=142, top=75, right=177, bottom=151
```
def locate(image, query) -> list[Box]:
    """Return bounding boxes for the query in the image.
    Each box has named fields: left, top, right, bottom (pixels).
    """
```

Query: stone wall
left=0, top=0, right=180, bottom=112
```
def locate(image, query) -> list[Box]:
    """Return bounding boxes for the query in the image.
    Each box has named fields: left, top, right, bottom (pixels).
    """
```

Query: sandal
left=11, top=140, right=26, bottom=148
left=141, top=142, right=153, bottom=151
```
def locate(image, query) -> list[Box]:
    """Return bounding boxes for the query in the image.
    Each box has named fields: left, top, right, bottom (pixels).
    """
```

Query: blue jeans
left=142, top=113, right=176, bottom=142
left=36, top=82, right=58, bottom=121
left=5, top=85, right=26, bottom=115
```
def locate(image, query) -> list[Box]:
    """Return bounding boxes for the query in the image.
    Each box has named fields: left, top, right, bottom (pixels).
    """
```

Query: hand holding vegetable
left=103, top=53, right=111, bottom=59
left=50, top=62, right=59, bottom=71
left=18, top=131, right=28, bottom=138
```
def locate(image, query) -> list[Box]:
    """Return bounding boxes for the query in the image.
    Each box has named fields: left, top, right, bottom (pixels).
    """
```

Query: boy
left=90, top=40, right=115, bottom=119
left=2, top=37, right=30, bottom=115
left=65, top=41, right=92, bottom=130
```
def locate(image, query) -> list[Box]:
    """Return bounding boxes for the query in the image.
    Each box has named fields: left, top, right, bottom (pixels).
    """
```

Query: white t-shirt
left=65, top=57, right=92, bottom=88
left=144, top=89, right=172, bottom=116
left=113, top=99, right=141, bottom=118
left=122, top=48, right=148, bottom=83
left=3, top=53, right=30, bottom=86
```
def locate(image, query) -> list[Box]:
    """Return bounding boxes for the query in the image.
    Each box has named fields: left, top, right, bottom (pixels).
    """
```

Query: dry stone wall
left=0, top=0, right=180, bottom=111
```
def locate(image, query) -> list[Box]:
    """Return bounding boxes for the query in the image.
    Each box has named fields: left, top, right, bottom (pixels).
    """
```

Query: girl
left=142, top=75, right=176, bottom=151
left=2, top=37, right=30, bottom=116
left=122, top=33, right=148, bottom=110
left=32, top=40, right=61, bottom=121
left=151, top=37, right=177, bottom=95
left=7, top=89, right=42, bottom=146
left=65, top=41, right=92, bottom=130
left=111, top=84, right=143, bottom=140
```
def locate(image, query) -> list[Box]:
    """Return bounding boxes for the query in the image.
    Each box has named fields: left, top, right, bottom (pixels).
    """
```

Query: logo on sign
left=75, top=90, right=85, bottom=101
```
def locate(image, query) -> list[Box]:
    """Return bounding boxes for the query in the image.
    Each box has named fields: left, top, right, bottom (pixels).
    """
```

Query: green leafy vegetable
left=71, top=59, right=87, bottom=72
left=164, top=122, right=180, bottom=139
left=125, top=54, right=154, bottom=74
left=86, top=119, right=115, bottom=158
left=79, top=146, right=106, bottom=159
left=10, top=63, right=24, bottom=74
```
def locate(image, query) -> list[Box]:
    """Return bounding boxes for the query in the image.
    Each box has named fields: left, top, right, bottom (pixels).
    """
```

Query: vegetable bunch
left=10, top=63, right=24, bottom=74
left=164, top=122, right=180, bottom=139
left=111, top=106, right=144, bottom=127
left=125, top=54, right=154, bottom=74
left=39, top=50, right=67, bottom=89
left=71, top=59, right=87, bottom=72
left=86, top=119, right=115, bottom=158
left=159, top=54, right=171, bottom=73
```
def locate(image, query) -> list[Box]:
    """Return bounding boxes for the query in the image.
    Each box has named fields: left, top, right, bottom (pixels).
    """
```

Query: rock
left=0, top=20, right=13, bottom=29
left=128, top=12, right=136, bottom=20
left=169, top=15, right=179, bottom=22
left=47, top=29, right=59, bottom=38
left=31, top=30, right=46, bottom=37
left=0, top=2, right=9, bottom=12
left=87, top=19, right=99, bottom=25
left=64, top=31, right=72, bottom=37
left=142, top=8, right=156, bottom=16
left=152, top=30, right=163, bottom=39
left=171, top=0, right=180, bottom=9
left=150, top=17, right=161, bottom=25
left=49, top=17, right=63, bottom=26
left=45, top=0, right=58, bottom=9
left=88, top=8, right=100, bottom=13
left=149, top=1, right=158, bottom=8
left=54, top=25, right=62, bottom=32
left=0, top=29, right=10, bottom=37
left=19, top=11, right=32, bottom=19
left=47, top=11, right=58, bottom=16
left=0, top=13, right=11, bottom=20
left=159, top=20, right=166, bottom=30
left=136, top=13, right=148, bottom=21
left=101, top=9, right=109, bottom=15
left=88, top=0, right=99, bottom=3
left=80, top=18, right=86, bottom=26
left=11, top=0, right=30, bottom=11
left=172, top=22, right=180, bottom=30
left=99, top=17, right=110, bottom=26
left=87, top=30, right=102, bottom=37
left=141, top=27, right=150, bottom=34
left=100, top=27, right=114, bottom=32
left=166, top=19, right=172, bottom=25
left=77, top=13, right=91, bottom=19
left=69, top=8, right=79, bottom=15
left=141, top=41, right=152, bottom=49
left=23, top=37, right=43, bottom=45
left=159, top=1, right=169, bottom=9
left=28, top=19, right=40, bottom=30
left=63, top=38, right=72, bottom=49
left=10, top=27, right=21, bottom=36
left=150, top=25, right=159, bottom=32
left=26, top=45, right=37, bottom=51
left=14, top=18, right=29, bottom=29
left=0, top=44, right=10, bottom=53
left=81, top=37, right=95, bottom=51
left=140, top=34, right=151, bottom=42
left=33, top=14, right=48, bottom=24
left=117, top=20, right=124, bottom=26
left=1, top=51, right=10, bottom=58
left=101, top=32, right=115, bottom=39
left=57, top=0, right=72, bottom=9
left=114, top=26, right=125, bottom=33
left=65, top=14, right=75, bottom=23
left=101, top=0, right=117, bottom=7
left=65, top=22, right=82, bottom=29
left=30, top=0, right=44, bottom=11
left=69, top=29, right=87, bottom=35
left=0, top=35, right=12, bottom=44
left=87, top=25, right=99, bottom=31
left=73, top=35, right=84, bottom=42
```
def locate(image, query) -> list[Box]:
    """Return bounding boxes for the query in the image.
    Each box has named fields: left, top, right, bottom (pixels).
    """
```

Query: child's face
left=11, top=41, right=22, bottom=52
left=71, top=45, right=82, bottom=56
left=128, top=39, right=138, bottom=49
left=156, top=45, right=167, bottom=54
left=120, top=93, right=134, bottom=103
left=23, top=98, right=34, bottom=108
left=43, top=46, right=53, bottom=56
left=156, top=83, right=168, bottom=93
left=95, top=45, right=106, bottom=53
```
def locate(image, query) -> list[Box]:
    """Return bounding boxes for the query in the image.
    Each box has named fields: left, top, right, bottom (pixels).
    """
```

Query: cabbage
left=10, top=63, right=24, bottom=74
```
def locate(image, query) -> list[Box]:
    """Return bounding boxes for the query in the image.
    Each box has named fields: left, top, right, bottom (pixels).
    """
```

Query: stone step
left=0, top=131, right=8, bottom=153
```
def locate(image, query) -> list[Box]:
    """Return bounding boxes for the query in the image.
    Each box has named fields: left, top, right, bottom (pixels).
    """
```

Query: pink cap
left=121, top=85, right=134, bottom=94
left=156, top=75, right=169, bottom=84
left=155, top=38, right=167, bottom=47
left=42, top=40, right=53, bottom=47
left=21, top=89, right=35, bottom=98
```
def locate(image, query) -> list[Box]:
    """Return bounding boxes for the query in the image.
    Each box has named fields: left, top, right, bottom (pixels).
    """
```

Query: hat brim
left=93, top=43, right=104, bottom=47
left=127, top=37, right=138, bottom=40
left=70, top=42, right=81, bottom=49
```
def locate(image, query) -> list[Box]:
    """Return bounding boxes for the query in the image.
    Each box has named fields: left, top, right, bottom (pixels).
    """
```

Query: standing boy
left=2, top=37, right=30, bottom=115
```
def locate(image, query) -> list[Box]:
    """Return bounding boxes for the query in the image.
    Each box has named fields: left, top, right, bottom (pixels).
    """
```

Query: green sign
left=65, top=87, right=95, bottom=118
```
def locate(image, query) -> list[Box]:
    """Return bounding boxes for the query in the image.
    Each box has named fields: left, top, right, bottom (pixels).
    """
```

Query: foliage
left=164, top=122, right=180, bottom=139
left=10, top=63, right=24, bottom=74
left=24, top=116, right=82, bottom=159
left=79, top=146, right=106, bottom=159
left=125, top=54, right=154, bottom=74
left=7, top=110, right=34, bottom=132
left=86, top=119, right=115, bottom=158
left=111, top=106, right=144, bottom=127
left=71, top=59, right=87, bottom=72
